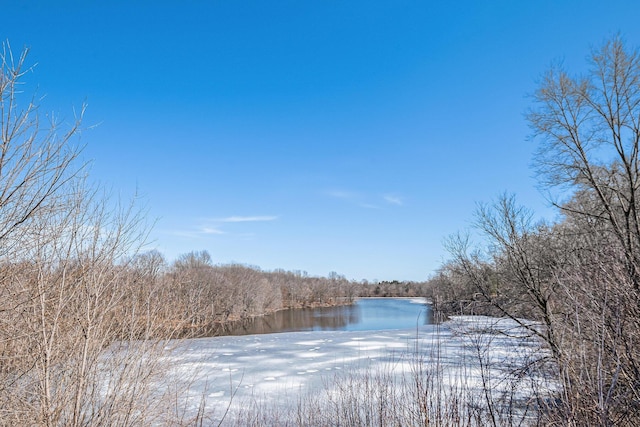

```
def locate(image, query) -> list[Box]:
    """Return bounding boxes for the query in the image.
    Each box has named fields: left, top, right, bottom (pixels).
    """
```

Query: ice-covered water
left=165, top=326, right=428, bottom=416
left=159, top=308, right=552, bottom=425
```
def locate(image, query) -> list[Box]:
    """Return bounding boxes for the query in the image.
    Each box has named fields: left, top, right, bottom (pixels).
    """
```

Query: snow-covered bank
left=160, top=315, right=554, bottom=425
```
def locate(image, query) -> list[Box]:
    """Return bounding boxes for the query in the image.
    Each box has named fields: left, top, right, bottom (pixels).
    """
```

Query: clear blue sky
left=4, top=1, right=640, bottom=281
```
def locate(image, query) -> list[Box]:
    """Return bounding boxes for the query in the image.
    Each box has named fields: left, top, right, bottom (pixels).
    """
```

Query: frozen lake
left=159, top=299, right=550, bottom=425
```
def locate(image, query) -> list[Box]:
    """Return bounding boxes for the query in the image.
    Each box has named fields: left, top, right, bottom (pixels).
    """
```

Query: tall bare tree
left=528, top=36, right=640, bottom=290
left=0, top=43, right=82, bottom=255
left=527, top=38, right=640, bottom=424
left=440, top=38, right=640, bottom=426
left=0, top=43, right=199, bottom=426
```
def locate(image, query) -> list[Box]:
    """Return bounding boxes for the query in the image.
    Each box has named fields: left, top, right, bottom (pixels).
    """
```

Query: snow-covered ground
left=159, top=314, right=554, bottom=425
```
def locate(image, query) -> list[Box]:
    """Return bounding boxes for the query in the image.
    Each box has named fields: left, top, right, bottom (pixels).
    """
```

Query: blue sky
left=4, top=1, right=640, bottom=281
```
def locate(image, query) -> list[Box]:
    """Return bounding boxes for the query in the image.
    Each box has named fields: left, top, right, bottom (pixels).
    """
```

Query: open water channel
left=220, top=297, right=432, bottom=336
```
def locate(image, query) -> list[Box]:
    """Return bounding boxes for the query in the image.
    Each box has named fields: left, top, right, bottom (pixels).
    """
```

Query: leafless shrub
left=0, top=42, right=199, bottom=427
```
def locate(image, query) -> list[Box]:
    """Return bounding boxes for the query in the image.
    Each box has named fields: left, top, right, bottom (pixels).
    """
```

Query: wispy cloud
left=326, top=189, right=403, bottom=209
left=163, top=215, right=277, bottom=240
left=383, top=195, right=403, bottom=206
left=327, top=189, right=375, bottom=208
left=360, top=203, right=381, bottom=209
left=326, top=190, right=358, bottom=200
left=162, top=226, right=225, bottom=239
left=216, top=215, right=279, bottom=223
left=201, top=227, right=225, bottom=235
left=163, top=230, right=204, bottom=239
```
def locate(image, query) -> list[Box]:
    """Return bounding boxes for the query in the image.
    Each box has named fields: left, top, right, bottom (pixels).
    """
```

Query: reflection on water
left=220, top=298, right=432, bottom=336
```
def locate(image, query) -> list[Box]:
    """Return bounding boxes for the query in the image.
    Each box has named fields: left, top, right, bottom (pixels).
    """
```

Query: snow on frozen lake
left=159, top=304, right=551, bottom=425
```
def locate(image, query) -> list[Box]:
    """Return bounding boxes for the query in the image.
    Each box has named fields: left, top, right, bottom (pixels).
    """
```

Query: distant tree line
left=124, top=251, right=431, bottom=338
left=356, top=279, right=429, bottom=298
left=124, top=250, right=362, bottom=338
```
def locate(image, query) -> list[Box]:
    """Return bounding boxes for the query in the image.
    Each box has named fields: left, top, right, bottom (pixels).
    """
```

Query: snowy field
left=159, top=313, right=552, bottom=425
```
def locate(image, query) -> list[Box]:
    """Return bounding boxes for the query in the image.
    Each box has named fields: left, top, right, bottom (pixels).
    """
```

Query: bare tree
left=0, top=43, right=83, bottom=255
left=527, top=37, right=640, bottom=425
left=0, top=43, right=195, bottom=426
left=0, top=42, right=87, bottom=422
left=439, top=38, right=640, bottom=426
left=444, top=194, right=564, bottom=362
left=528, top=36, right=640, bottom=290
